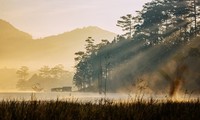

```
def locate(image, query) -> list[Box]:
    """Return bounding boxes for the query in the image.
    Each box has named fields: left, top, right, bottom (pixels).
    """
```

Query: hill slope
left=0, top=20, right=116, bottom=69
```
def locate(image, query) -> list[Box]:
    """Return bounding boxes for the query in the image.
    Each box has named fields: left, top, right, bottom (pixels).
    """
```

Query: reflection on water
left=0, top=92, right=199, bottom=102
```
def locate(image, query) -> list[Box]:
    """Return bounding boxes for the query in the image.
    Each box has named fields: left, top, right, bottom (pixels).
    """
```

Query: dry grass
left=0, top=98, right=199, bottom=120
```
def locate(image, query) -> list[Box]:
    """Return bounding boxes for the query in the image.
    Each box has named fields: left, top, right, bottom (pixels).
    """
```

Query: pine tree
left=117, top=14, right=135, bottom=39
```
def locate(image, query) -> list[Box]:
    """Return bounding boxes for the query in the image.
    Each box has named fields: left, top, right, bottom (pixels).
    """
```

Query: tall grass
left=0, top=99, right=200, bottom=120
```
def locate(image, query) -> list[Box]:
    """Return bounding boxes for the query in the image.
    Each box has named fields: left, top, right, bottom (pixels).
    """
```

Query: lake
left=0, top=92, right=130, bottom=101
left=0, top=92, right=199, bottom=102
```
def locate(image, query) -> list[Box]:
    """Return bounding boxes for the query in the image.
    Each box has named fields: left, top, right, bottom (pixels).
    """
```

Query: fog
left=0, top=66, right=74, bottom=92
left=108, top=36, right=200, bottom=97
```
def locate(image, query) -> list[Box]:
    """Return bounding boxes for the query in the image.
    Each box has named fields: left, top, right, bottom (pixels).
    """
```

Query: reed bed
left=0, top=98, right=199, bottom=120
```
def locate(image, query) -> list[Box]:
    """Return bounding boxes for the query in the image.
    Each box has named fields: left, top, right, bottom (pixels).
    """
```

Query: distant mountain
left=0, top=19, right=116, bottom=69
left=0, top=19, right=32, bottom=41
left=0, top=19, right=32, bottom=58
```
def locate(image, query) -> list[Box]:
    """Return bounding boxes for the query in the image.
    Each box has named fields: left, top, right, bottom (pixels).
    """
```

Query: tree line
left=73, top=0, right=200, bottom=93
left=16, top=65, right=73, bottom=91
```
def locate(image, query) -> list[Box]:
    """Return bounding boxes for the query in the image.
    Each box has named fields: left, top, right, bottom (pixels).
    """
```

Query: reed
left=0, top=98, right=199, bottom=120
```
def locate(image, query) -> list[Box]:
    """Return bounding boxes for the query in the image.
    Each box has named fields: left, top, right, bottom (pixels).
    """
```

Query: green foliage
left=117, top=14, right=135, bottom=38
left=74, top=0, right=200, bottom=93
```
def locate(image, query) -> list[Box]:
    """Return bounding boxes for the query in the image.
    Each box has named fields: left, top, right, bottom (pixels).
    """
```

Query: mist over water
left=0, top=91, right=199, bottom=102
left=1, top=0, right=200, bottom=104
left=1, top=33, right=200, bottom=100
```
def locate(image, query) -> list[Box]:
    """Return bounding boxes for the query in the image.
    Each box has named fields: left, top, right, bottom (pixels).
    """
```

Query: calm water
left=0, top=92, right=129, bottom=101
left=0, top=92, right=199, bottom=102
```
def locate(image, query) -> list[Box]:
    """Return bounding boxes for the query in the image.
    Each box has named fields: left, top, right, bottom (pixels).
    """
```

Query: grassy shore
left=0, top=99, right=200, bottom=120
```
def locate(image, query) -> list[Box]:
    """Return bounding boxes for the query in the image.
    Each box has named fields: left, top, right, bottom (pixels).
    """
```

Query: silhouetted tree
left=50, top=64, right=65, bottom=79
left=73, top=0, right=200, bottom=93
left=16, top=66, right=29, bottom=90
left=39, top=66, right=51, bottom=79
left=16, top=66, right=29, bottom=80
left=117, top=14, right=135, bottom=39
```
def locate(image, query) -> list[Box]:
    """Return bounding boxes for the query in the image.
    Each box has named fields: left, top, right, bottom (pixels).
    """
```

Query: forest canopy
left=73, top=0, right=200, bottom=96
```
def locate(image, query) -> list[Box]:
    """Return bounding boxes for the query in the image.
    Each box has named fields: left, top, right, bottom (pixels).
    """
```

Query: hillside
left=0, top=19, right=32, bottom=59
left=0, top=19, right=116, bottom=69
left=0, top=19, right=32, bottom=41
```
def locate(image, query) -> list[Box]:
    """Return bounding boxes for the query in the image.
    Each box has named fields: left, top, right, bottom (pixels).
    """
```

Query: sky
left=0, top=0, right=151, bottom=38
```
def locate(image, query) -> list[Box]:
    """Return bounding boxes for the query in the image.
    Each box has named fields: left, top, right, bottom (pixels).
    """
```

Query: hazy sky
left=0, top=0, right=151, bottom=38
